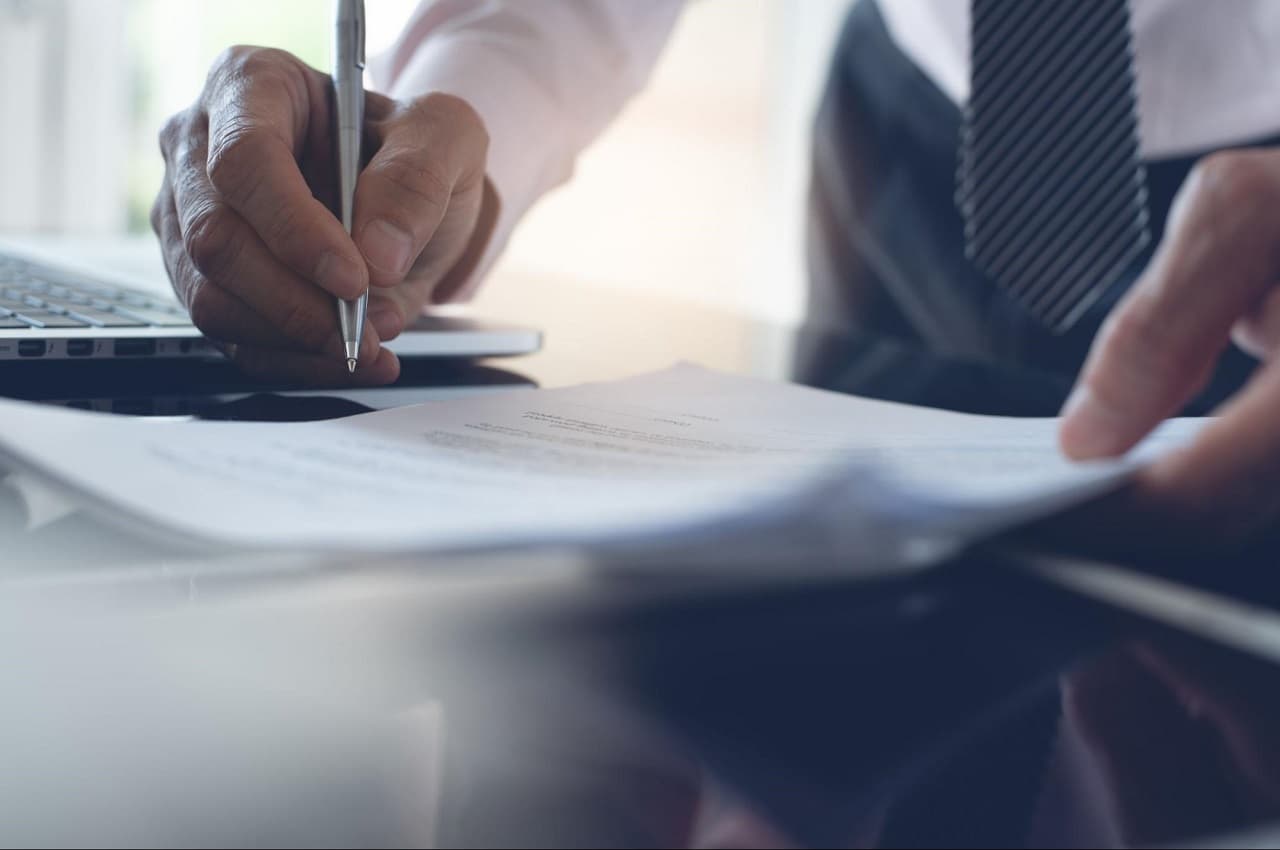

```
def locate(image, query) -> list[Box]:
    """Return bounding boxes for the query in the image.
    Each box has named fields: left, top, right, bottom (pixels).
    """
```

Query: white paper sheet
left=0, top=364, right=1204, bottom=570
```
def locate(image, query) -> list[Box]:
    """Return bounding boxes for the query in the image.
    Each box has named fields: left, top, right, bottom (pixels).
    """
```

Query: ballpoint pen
left=333, top=0, right=366, bottom=373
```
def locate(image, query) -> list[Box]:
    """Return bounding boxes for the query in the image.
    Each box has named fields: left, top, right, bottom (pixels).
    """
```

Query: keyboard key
left=0, top=317, right=31, bottom=329
left=65, top=309, right=146, bottom=327
left=13, top=311, right=90, bottom=328
left=112, top=306, right=192, bottom=326
left=0, top=255, right=192, bottom=328
left=73, top=281, right=125, bottom=297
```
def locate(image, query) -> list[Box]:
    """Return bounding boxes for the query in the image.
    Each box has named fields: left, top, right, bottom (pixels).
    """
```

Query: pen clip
left=353, top=0, right=365, bottom=69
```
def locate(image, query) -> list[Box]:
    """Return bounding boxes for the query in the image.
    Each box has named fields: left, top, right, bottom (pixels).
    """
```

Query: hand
left=1060, top=149, right=1280, bottom=543
left=152, top=46, right=495, bottom=385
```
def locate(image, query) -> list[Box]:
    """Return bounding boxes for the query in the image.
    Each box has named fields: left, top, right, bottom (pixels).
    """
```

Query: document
left=0, top=364, right=1203, bottom=571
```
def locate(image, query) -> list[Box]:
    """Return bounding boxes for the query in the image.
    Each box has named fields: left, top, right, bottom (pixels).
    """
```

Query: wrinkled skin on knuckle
left=410, top=93, right=490, bottom=169
left=202, top=45, right=315, bottom=152
left=157, top=110, right=192, bottom=160
left=378, top=156, right=451, bottom=215
left=183, top=203, right=241, bottom=280
left=185, top=283, right=223, bottom=336
left=205, top=126, right=267, bottom=201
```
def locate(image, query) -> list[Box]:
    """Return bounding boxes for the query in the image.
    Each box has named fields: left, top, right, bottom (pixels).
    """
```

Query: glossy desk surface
left=1, top=239, right=1278, bottom=848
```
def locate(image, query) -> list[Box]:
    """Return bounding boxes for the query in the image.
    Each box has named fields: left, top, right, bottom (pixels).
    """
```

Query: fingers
left=353, top=94, right=489, bottom=288
left=1061, top=151, right=1280, bottom=459
left=1135, top=359, right=1280, bottom=539
left=366, top=293, right=407, bottom=342
left=168, top=113, right=379, bottom=363
left=1231, top=286, right=1280, bottom=359
left=153, top=181, right=301, bottom=348
left=429, top=176, right=502, bottom=304
left=152, top=50, right=492, bottom=385
left=365, top=272, right=440, bottom=341
left=202, top=47, right=367, bottom=300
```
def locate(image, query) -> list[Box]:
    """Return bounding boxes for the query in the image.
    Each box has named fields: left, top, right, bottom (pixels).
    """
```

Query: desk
left=1, top=238, right=1278, bottom=847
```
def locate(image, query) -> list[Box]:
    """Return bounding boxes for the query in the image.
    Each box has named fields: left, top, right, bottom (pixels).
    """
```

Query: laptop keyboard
left=0, top=253, right=192, bottom=330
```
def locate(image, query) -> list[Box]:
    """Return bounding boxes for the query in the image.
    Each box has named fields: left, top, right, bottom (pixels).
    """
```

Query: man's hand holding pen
left=151, top=46, right=494, bottom=385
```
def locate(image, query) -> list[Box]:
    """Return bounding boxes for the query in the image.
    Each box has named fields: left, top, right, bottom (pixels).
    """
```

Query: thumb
left=353, top=93, right=489, bottom=288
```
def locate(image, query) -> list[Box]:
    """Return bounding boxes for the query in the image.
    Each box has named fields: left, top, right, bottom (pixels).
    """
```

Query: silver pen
left=333, top=0, right=366, bottom=373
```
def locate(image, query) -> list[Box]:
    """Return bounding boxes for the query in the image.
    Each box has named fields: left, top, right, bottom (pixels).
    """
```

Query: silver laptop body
left=0, top=251, right=540, bottom=362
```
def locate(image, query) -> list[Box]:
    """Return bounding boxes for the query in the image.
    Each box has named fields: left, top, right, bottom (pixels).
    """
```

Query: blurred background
left=0, top=0, right=855, bottom=323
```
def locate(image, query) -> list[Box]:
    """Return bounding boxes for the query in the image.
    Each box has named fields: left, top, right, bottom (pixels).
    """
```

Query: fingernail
left=1060, top=385, right=1128, bottom=459
left=370, top=306, right=403, bottom=340
left=360, top=219, right=414, bottom=277
left=314, top=250, right=365, bottom=297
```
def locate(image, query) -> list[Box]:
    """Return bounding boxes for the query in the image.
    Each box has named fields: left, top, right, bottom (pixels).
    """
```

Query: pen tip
left=347, top=358, right=357, bottom=374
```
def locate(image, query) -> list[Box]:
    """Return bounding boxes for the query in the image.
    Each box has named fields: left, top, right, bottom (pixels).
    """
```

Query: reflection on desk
left=0, top=358, right=536, bottom=420
left=1, top=242, right=1278, bottom=848
left=5, top=549, right=1280, bottom=848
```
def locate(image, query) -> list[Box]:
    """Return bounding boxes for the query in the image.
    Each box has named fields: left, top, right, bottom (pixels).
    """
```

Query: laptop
left=0, top=249, right=541, bottom=362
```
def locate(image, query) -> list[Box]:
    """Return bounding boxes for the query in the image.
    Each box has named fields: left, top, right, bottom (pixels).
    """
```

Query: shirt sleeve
left=367, top=0, right=685, bottom=300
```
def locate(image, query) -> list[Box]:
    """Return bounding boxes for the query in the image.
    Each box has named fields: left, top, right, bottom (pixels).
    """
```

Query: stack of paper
left=0, top=364, right=1202, bottom=572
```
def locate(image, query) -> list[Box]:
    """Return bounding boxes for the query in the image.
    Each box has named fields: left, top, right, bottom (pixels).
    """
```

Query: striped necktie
left=958, top=0, right=1151, bottom=333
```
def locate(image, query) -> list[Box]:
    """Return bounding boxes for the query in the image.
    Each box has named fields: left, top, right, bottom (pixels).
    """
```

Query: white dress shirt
left=370, top=0, right=1280, bottom=299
